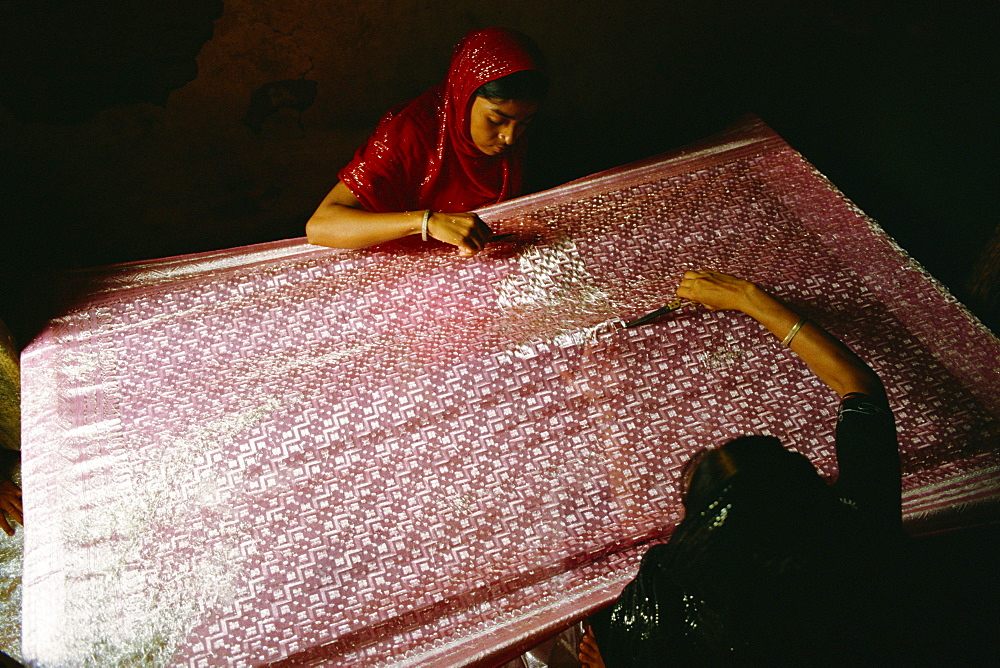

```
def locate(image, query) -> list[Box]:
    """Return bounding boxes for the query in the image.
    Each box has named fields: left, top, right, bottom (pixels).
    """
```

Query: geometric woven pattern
left=21, top=118, right=1000, bottom=666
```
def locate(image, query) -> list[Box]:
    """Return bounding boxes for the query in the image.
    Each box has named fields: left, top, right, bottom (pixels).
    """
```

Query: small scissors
left=623, top=298, right=692, bottom=328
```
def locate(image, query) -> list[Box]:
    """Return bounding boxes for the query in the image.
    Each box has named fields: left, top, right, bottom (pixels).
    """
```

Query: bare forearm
left=305, top=181, right=491, bottom=255
left=305, top=203, right=423, bottom=249
left=739, top=287, right=884, bottom=398
left=677, top=271, right=884, bottom=398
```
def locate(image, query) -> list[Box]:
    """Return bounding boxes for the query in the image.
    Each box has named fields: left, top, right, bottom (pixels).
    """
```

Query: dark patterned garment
left=590, top=393, right=904, bottom=666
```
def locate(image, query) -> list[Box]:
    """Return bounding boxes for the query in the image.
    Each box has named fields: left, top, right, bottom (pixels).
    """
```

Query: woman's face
left=468, top=96, right=539, bottom=156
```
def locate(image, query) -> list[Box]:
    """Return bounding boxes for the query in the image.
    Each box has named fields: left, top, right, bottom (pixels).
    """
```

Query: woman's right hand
left=676, top=270, right=765, bottom=313
left=427, top=211, right=493, bottom=256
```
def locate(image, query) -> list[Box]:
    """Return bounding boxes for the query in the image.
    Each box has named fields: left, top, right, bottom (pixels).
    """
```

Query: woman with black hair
left=306, top=27, right=547, bottom=256
left=579, top=270, right=905, bottom=667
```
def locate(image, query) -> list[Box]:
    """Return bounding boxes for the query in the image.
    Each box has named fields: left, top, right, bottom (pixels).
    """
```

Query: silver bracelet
left=421, top=210, right=432, bottom=242
left=781, top=317, right=808, bottom=346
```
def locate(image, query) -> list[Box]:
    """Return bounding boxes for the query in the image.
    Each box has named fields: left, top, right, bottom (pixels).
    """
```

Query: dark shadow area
left=0, top=0, right=223, bottom=124
left=243, top=79, right=318, bottom=134
left=907, top=522, right=1000, bottom=664
left=0, top=0, right=224, bottom=342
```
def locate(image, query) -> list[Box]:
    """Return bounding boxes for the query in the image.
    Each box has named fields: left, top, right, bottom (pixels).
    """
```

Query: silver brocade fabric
left=20, top=119, right=1000, bottom=666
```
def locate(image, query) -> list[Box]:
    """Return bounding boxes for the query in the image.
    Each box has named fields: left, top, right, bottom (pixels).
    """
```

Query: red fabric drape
left=338, top=27, right=544, bottom=213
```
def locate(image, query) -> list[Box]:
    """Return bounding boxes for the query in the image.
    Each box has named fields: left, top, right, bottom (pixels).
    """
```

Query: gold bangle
left=421, top=210, right=432, bottom=242
left=781, top=317, right=808, bottom=346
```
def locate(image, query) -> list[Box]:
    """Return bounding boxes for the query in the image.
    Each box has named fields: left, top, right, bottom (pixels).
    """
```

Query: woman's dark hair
left=475, top=69, right=549, bottom=102
left=681, top=435, right=817, bottom=512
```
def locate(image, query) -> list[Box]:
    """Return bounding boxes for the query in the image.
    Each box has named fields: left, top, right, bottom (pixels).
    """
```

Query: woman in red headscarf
left=306, top=28, right=547, bottom=256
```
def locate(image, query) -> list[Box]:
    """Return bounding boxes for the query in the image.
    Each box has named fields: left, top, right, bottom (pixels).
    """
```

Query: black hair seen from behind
left=683, top=435, right=816, bottom=513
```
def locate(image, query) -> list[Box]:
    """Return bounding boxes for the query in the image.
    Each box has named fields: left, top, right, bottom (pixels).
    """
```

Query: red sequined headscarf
left=338, top=28, right=545, bottom=214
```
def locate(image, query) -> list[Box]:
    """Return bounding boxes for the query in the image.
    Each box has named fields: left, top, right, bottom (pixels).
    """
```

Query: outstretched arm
left=305, top=182, right=493, bottom=256
left=676, top=270, right=884, bottom=399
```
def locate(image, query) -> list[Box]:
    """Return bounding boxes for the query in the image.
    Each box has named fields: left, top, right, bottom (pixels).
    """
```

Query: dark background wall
left=1, top=0, right=997, bottom=341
